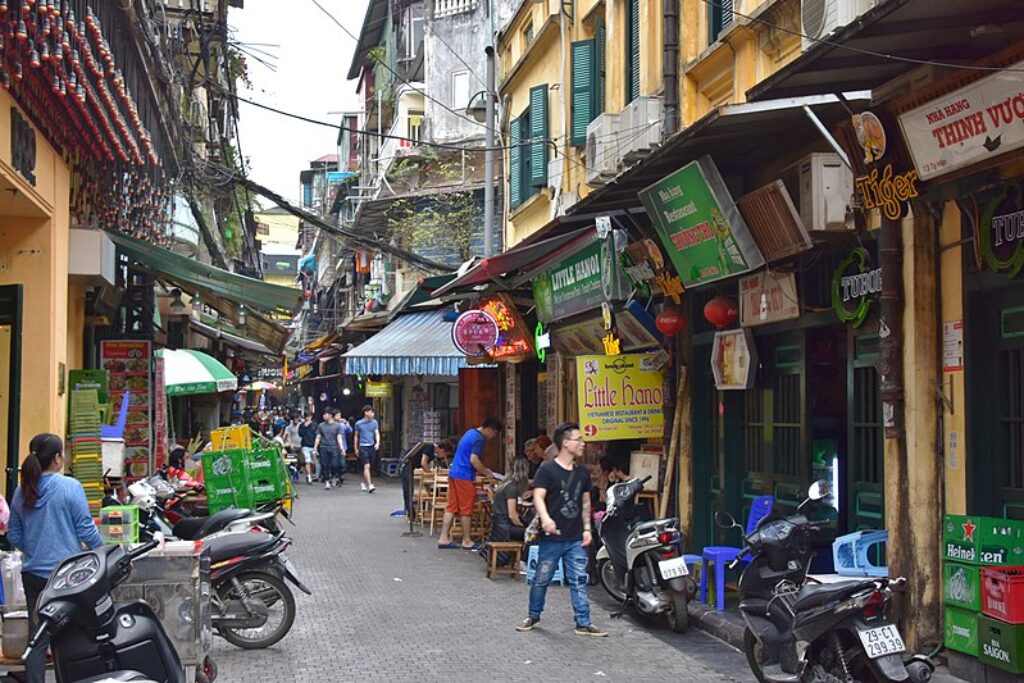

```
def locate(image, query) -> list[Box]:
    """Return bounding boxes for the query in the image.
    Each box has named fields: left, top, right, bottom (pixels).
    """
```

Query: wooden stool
left=486, top=541, right=523, bottom=580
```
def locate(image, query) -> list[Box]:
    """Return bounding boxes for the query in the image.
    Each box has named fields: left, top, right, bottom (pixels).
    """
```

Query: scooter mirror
left=715, top=511, right=739, bottom=529
left=807, top=479, right=831, bottom=501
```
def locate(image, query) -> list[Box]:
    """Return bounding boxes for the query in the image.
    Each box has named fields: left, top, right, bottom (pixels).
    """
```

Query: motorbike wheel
left=597, top=559, right=627, bottom=602
left=216, top=571, right=296, bottom=649
left=665, top=590, right=689, bottom=633
left=744, top=627, right=768, bottom=683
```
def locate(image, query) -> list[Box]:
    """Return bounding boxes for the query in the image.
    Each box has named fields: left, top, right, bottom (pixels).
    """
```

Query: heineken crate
left=979, top=519, right=1024, bottom=566
left=945, top=515, right=982, bottom=565
left=946, top=606, right=980, bottom=656
left=945, top=562, right=982, bottom=611
left=979, top=614, right=1024, bottom=674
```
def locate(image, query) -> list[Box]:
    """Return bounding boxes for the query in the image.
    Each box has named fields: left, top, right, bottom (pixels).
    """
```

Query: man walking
left=437, top=417, right=499, bottom=550
left=353, top=406, right=379, bottom=493
left=314, top=409, right=344, bottom=490
left=298, top=413, right=318, bottom=484
left=516, top=422, right=607, bottom=637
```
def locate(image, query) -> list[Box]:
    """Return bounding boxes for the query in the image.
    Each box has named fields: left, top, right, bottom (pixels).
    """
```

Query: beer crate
left=945, top=515, right=982, bottom=565
left=944, top=562, right=982, bottom=611
left=978, top=614, right=1024, bottom=674
left=946, top=607, right=980, bottom=656
left=983, top=566, right=1024, bottom=624
left=979, top=519, right=1024, bottom=566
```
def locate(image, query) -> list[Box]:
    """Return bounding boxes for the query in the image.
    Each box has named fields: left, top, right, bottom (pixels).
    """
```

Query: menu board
left=101, top=340, right=151, bottom=480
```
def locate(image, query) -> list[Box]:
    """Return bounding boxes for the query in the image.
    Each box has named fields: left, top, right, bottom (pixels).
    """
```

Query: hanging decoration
left=704, top=296, right=739, bottom=329
left=655, top=307, right=686, bottom=337
left=0, top=0, right=171, bottom=244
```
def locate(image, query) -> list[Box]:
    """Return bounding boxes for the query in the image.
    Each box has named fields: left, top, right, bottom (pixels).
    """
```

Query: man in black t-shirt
left=515, top=422, right=608, bottom=637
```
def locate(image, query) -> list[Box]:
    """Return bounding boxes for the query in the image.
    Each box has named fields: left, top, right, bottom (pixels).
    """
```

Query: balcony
left=434, top=0, right=477, bottom=18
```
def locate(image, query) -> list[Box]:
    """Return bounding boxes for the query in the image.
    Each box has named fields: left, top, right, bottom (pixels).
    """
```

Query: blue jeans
left=528, top=539, right=591, bottom=626
left=320, top=449, right=341, bottom=481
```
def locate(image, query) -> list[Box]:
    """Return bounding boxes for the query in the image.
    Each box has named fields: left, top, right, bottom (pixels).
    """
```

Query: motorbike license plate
left=858, top=624, right=906, bottom=659
left=658, top=557, right=689, bottom=579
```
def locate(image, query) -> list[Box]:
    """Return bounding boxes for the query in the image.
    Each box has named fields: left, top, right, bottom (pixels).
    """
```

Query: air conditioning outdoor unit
left=586, top=113, right=621, bottom=186
left=620, top=96, right=663, bottom=163
left=780, top=153, right=854, bottom=232
left=801, top=0, right=876, bottom=51
left=547, top=156, right=564, bottom=192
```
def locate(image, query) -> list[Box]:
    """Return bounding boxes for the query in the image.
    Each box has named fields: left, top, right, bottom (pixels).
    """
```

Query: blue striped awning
left=342, top=310, right=477, bottom=377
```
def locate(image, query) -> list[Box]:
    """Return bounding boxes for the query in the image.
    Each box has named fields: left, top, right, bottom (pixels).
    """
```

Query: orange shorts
left=446, top=478, right=476, bottom=516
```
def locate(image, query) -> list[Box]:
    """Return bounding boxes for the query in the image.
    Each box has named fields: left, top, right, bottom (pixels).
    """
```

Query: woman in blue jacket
left=8, top=433, right=103, bottom=683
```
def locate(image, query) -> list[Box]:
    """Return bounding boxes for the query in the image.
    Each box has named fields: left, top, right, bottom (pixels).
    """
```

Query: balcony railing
left=434, top=0, right=477, bottom=18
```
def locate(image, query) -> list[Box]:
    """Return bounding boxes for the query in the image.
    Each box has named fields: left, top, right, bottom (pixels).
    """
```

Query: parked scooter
left=595, top=475, right=696, bottom=632
left=24, top=540, right=216, bottom=683
left=203, top=531, right=311, bottom=649
left=126, top=480, right=278, bottom=541
left=716, top=480, right=934, bottom=683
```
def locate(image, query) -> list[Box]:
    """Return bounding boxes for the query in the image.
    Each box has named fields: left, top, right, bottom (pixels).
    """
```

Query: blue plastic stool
left=525, top=545, right=565, bottom=585
left=682, top=553, right=703, bottom=581
left=833, top=530, right=888, bottom=577
left=700, top=495, right=775, bottom=610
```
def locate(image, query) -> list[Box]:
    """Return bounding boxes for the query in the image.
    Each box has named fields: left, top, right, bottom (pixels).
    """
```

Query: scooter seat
left=76, top=672, right=154, bottom=682
left=792, top=579, right=876, bottom=612
left=198, top=507, right=252, bottom=537
left=171, top=516, right=205, bottom=540
left=204, top=531, right=279, bottom=563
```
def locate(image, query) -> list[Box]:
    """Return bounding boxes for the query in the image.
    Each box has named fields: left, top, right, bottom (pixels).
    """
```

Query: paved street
left=210, top=479, right=754, bottom=682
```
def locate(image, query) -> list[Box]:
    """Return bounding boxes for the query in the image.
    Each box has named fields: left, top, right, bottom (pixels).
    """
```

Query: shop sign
left=534, top=322, right=551, bottom=363
left=550, top=302, right=662, bottom=356
left=153, top=354, right=167, bottom=469
left=845, top=110, right=919, bottom=221
left=10, top=107, right=36, bottom=186
left=738, top=271, right=800, bottom=327
left=620, top=239, right=666, bottom=297
left=979, top=181, right=1024, bottom=277
left=576, top=354, right=665, bottom=441
left=479, top=293, right=534, bottom=362
left=533, top=233, right=626, bottom=323
left=711, top=329, right=757, bottom=390
left=831, top=248, right=881, bottom=328
left=452, top=309, right=499, bottom=357
left=899, top=59, right=1024, bottom=181
left=365, top=381, right=392, bottom=398
left=639, top=155, right=764, bottom=288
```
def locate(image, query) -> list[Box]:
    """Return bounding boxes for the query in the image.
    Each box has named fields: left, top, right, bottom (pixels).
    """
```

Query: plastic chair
left=99, top=391, right=131, bottom=440
left=700, top=495, right=775, bottom=611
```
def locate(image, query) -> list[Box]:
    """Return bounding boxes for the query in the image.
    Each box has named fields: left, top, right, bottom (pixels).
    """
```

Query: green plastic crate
left=979, top=518, right=1024, bottom=566
left=944, top=515, right=982, bottom=565
left=979, top=614, right=1024, bottom=674
left=944, top=562, right=982, bottom=611
left=98, top=505, right=140, bottom=545
left=946, top=607, right=980, bottom=656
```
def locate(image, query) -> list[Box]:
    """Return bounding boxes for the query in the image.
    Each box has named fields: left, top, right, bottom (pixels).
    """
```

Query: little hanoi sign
left=533, top=233, right=626, bottom=323
left=831, top=248, right=882, bottom=327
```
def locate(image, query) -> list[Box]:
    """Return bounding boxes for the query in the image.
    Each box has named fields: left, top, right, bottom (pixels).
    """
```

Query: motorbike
left=716, top=480, right=934, bottom=683
left=24, top=540, right=216, bottom=683
left=203, top=530, right=311, bottom=649
left=595, top=475, right=696, bottom=632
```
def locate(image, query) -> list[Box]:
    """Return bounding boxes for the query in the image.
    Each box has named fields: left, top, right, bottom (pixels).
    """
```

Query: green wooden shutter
left=529, top=84, right=548, bottom=187
left=570, top=40, right=595, bottom=147
left=596, top=18, right=606, bottom=116
left=520, top=110, right=532, bottom=201
left=509, top=116, right=522, bottom=209
left=709, top=0, right=732, bottom=43
left=627, top=0, right=640, bottom=103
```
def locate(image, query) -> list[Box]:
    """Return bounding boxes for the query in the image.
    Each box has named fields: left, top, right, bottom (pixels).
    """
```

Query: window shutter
left=709, top=0, right=732, bottom=43
left=595, top=18, right=606, bottom=115
left=529, top=84, right=548, bottom=187
left=520, top=111, right=532, bottom=202
left=627, top=0, right=640, bottom=103
left=509, top=116, right=521, bottom=208
left=570, top=40, right=595, bottom=147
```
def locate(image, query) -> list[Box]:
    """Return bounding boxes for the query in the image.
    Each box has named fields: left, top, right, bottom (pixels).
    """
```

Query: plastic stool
left=700, top=547, right=741, bottom=611
left=525, top=545, right=565, bottom=586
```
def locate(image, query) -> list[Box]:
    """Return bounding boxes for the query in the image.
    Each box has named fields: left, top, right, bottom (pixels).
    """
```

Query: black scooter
left=716, top=480, right=934, bottom=683
left=24, top=540, right=193, bottom=683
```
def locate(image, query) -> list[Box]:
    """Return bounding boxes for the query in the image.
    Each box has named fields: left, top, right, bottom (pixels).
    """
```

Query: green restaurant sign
left=533, top=232, right=627, bottom=323
left=639, top=155, right=764, bottom=288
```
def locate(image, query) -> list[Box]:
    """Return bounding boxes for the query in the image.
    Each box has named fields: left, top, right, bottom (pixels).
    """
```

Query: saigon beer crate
left=978, top=614, right=1024, bottom=674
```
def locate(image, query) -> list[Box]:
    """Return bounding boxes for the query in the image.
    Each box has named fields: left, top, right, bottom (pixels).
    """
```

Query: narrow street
left=210, top=480, right=754, bottom=682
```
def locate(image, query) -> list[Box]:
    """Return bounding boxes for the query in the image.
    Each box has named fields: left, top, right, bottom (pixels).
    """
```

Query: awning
left=107, top=231, right=304, bottom=313
left=569, top=93, right=871, bottom=218
left=433, top=227, right=595, bottom=297
left=342, top=309, right=477, bottom=377
left=189, top=319, right=275, bottom=356
left=549, top=301, right=662, bottom=356
left=159, top=348, right=238, bottom=396
left=747, top=0, right=1024, bottom=102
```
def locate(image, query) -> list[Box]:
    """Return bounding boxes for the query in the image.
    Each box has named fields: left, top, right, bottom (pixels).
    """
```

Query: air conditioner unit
left=586, top=113, right=621, bottom=186
left=620, top=96, right=663, bottom=163
left=801, top=0, right=876, bottom=51
left=547, top=156, right=564, bottom=192
left=780, top=153, right=854, bottom=232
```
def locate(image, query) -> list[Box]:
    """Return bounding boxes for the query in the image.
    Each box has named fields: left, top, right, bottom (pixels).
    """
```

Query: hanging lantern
left=704, top=296, right=739, bottom=329
left=655, top=307, right=686, bottom=337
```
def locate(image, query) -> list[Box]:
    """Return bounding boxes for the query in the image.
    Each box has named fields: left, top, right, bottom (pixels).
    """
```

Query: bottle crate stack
left=68, top=389, right=104, bottom=515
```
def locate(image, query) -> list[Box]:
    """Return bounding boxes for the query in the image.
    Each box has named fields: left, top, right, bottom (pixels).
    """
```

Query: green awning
left=106, top=231, right=304, bottom=313
left=159, top=348, right=238, bottom=396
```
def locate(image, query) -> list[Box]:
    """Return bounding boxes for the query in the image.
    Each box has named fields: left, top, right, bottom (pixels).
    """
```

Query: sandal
left=437, top=542, right=459, bottom=550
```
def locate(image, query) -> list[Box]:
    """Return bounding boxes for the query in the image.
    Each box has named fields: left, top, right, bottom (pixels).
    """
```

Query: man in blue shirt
left=437, top=417, right=499, bottom=549
left=354, top=405, right=380, bottom=493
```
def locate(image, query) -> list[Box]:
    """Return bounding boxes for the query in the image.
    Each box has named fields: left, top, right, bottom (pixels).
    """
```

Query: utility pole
left=483, top=44, right=496, bottom=256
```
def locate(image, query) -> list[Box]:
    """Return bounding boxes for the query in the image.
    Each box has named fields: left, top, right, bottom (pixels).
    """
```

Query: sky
left=229, top=0, right=369, bottom=206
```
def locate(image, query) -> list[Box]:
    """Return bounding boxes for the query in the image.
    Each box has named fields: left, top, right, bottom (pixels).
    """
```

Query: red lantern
left=655, top=307, right=686, bottom=337
left=704, top=296, right=739, bottom=329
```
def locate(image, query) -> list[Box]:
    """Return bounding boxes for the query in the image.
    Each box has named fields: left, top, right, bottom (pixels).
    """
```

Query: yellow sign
left=365, top=381, right=393, bottom=398
left=602, top=332, right=621, bottom=355
left=576, top=354, right=665, bottom=441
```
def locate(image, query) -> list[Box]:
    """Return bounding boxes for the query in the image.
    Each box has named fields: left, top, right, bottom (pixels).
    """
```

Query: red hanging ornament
left=655, top=307, right=686, bottom=337
left=704, top=296, right=739, bottom=329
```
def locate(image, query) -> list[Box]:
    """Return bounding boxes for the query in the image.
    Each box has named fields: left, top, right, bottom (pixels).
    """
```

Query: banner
left=101, top=340, right=151, bottom=479
left=576, top=354, right=664, bottom=441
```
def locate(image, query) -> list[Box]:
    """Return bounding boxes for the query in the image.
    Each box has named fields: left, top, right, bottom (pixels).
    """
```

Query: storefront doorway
left=0, top=285, right=22, bottom=498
